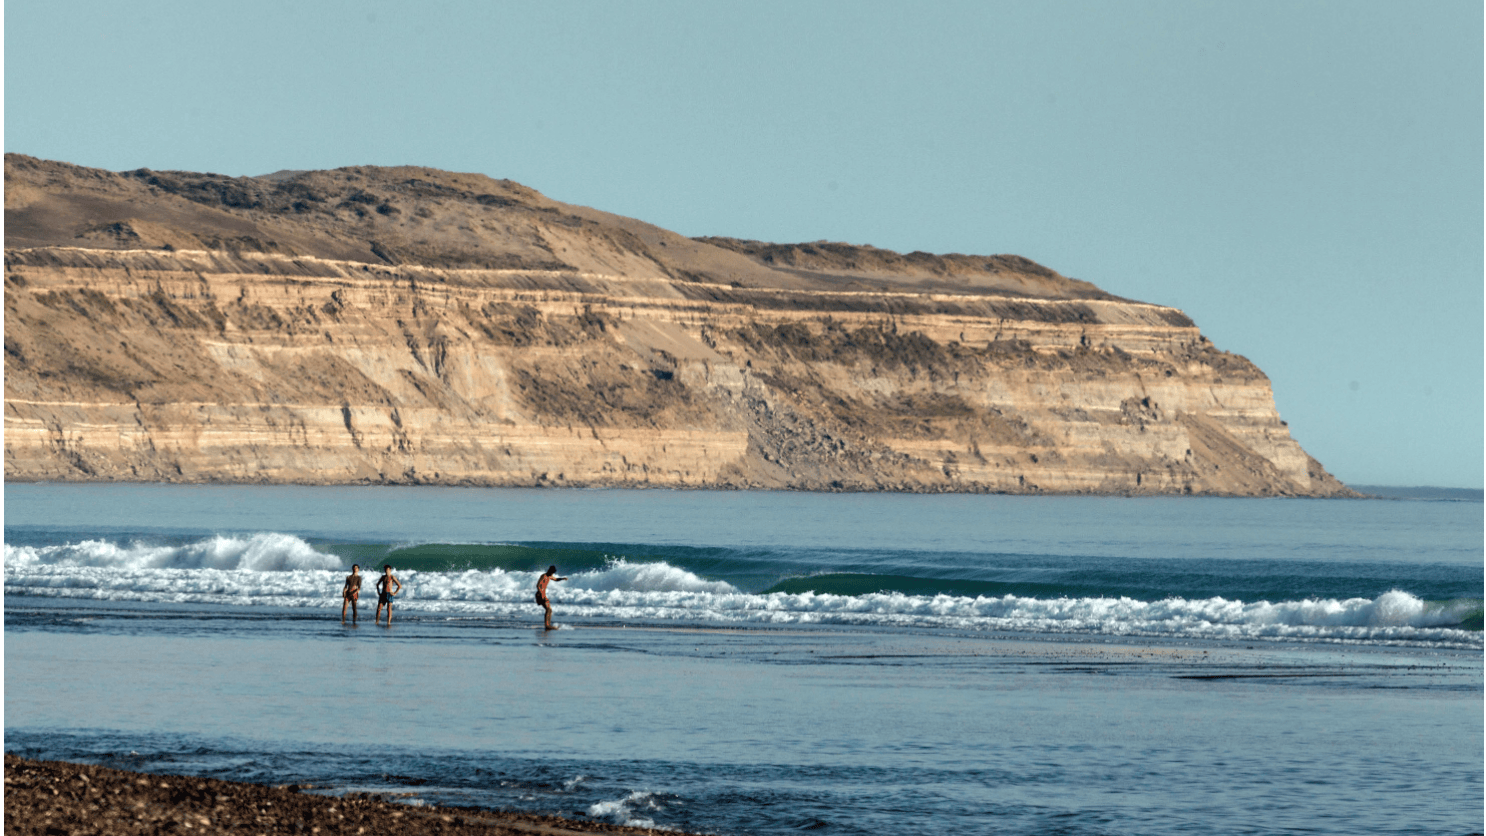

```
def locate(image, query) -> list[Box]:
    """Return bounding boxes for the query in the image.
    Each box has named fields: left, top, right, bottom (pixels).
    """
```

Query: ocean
left=5, top=484, right=1482, bottom=835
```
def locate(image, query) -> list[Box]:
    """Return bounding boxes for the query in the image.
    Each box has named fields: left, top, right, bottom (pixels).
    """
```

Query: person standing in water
left=341, top=564, right=362, bottom=623
left=375, top=564, right=402, bottom=626
left=535, top=565, right=568, bottom=630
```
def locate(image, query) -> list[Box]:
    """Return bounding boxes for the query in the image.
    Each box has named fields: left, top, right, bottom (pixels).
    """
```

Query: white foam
left=587, top=790, right=667, bottom=830
left=4, top=533, right=341, bottom=572
left=578, top=558, right=737, bottom=594
left=4, top=539, right=1479, bottom=648
left=409, top=557, right=738, bottom=603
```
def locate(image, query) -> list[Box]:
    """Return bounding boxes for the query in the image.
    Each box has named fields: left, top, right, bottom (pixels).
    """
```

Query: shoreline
left=3, top=755, right=699, bottom=836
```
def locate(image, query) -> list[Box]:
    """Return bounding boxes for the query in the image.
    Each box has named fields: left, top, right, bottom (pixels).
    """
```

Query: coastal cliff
left=4, top=155, right=1352, bottom=496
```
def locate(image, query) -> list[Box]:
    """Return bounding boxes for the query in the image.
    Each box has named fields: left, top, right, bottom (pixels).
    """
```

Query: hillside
left=3, top=155, right=1353, bottom=495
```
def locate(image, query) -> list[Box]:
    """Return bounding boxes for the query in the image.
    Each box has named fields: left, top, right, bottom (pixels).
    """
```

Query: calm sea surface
left=5, top=485, right=1482, bottom=835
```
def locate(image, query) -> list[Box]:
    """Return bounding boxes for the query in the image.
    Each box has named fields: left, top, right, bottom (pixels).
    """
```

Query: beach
left=4, top=755, right=689, bottom=836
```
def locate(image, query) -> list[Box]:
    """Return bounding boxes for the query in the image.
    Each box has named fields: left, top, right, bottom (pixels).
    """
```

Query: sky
left=5, top=0, right=1482, bottom=488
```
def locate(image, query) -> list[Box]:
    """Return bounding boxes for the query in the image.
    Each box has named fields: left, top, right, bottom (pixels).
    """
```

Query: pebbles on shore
left=3, top=755, right=688, bottom=836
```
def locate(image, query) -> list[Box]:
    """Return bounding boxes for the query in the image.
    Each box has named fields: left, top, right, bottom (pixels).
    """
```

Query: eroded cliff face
left=3, top=156, right=1351, bottom=495
left=3, top=247, right=1347, bottom=495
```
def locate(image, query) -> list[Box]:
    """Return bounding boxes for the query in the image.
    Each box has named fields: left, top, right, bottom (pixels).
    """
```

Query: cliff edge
left=3, top=155, right=1353, bottom=496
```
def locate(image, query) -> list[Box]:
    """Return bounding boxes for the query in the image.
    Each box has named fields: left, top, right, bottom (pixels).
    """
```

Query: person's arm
left=392, top=575, right=402, bottom=594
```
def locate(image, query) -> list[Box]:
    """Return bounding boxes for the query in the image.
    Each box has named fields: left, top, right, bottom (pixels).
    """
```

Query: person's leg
left=341, top=597, right=348, bottom=622
left=351, top=596, right=358, bottom=623
left=543, top=600, right=553, bottom=630
left=386, top=600, right=392, bottom=626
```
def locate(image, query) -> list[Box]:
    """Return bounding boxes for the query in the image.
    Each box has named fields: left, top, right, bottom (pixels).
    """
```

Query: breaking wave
left=3, top=533, right=342, bottom=572
left=4, top=534, right=1479, bottom=647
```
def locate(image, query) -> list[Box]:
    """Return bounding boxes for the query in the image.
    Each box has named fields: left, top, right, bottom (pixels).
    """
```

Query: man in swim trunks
left=375, top=564, right=402, bottom=626
left=535, top=565, right=568, bottom=630
left=341, top=564, right=362, bottom=623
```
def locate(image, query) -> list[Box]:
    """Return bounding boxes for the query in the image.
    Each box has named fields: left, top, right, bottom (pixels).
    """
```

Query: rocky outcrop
left=3, top=156, right=1353, bottom=495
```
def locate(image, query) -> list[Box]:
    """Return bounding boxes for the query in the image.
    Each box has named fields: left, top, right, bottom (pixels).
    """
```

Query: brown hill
left=3, top=154, right=1352, bottom=496
left=5, top=154, right=1100, bottom=297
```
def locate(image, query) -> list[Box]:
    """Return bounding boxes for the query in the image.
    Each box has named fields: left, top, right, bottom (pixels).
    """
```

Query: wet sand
left=3, top=755, right=695, bottom=836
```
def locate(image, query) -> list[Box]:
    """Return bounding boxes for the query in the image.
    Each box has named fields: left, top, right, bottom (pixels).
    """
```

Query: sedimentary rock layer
left=3, top=156, right=1351, bottom=495
left=3, top=247, right=1346, bottom=495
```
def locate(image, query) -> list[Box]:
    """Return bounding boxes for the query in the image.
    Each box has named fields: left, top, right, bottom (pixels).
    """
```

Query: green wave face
left=321, top=542, right=627, bottom=574
left=1452, top=606, right=1483, bottom=631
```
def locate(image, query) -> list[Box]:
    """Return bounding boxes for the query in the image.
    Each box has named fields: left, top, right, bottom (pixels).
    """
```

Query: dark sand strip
left=4, top=755, right=696, bottom=836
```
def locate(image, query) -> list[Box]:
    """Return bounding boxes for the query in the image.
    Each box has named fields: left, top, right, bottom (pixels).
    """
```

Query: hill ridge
left=3, top=155, right=1352, bottom=496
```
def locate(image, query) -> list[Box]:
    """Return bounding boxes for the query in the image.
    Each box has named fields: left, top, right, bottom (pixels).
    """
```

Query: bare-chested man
left=534, top=565, right=568, bottom=630
left=375, top=564, right=402, bottom=626
left=341, top=564, right=362, bottom=623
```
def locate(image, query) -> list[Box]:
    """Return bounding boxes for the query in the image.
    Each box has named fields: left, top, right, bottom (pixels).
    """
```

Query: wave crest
left=4, top=534, right=341, bottom=572
left=4, top=536, right=1477, bottom=647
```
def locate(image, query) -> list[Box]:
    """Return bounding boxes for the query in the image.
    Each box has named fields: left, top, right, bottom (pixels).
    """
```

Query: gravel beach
left=3, top=756, right=694, bottom=836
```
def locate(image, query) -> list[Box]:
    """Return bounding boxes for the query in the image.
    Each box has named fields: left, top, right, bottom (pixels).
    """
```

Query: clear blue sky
left=6, top=0, right=1481, bottom=488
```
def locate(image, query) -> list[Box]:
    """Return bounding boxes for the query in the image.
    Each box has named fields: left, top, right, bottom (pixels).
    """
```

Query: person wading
left=375, top=564, right=402, bottom=626
left=341, top=564, right=362, bottom=623
left=534, top=565, right=568, bottom=630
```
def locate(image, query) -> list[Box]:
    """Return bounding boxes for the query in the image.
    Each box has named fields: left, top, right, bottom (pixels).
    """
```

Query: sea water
left=4, top=485, right=1482, bottom=834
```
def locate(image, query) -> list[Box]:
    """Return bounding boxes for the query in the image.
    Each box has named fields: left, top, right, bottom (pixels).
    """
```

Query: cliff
left=3, top=155, right=1353, bottom=496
